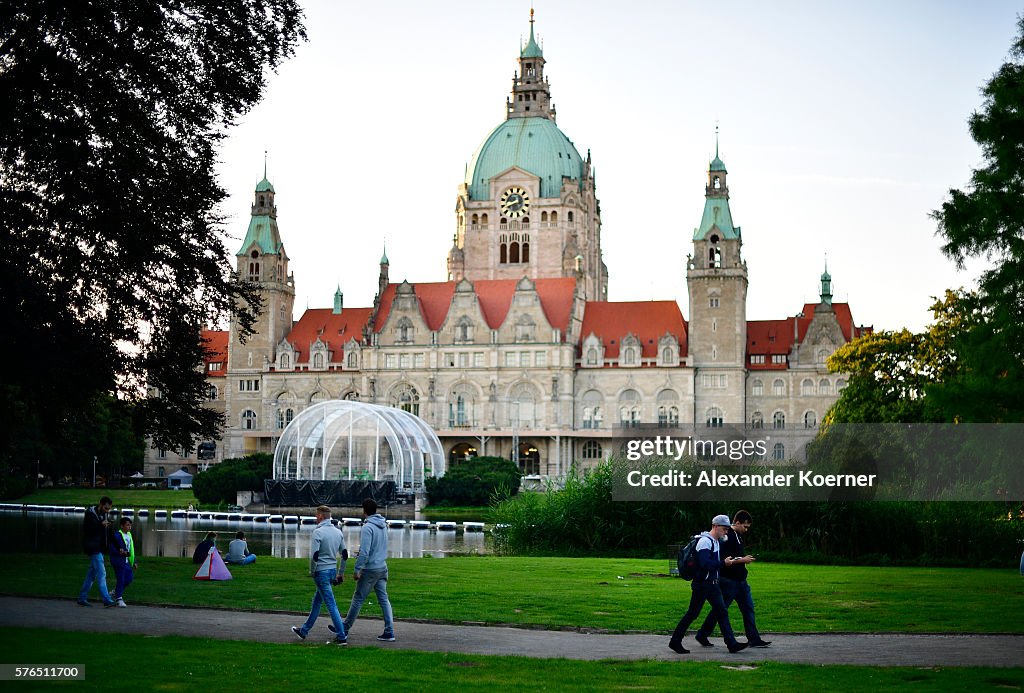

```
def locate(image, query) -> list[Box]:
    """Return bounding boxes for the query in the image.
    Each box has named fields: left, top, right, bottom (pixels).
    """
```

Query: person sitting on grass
left=225, top=531, right=256, bottom=565
left=192, top=532, right=217, bottom=564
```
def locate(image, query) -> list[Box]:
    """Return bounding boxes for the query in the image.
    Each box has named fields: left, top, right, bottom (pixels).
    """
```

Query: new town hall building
left=145, top=15, right=871, bottom=481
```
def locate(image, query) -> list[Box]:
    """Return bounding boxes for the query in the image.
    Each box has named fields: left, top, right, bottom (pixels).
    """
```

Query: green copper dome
left=465, top=117, right=584, bottom=200
left=255, top=176, right=275, bottom=193
left=709, top=156, right=727, bottom=172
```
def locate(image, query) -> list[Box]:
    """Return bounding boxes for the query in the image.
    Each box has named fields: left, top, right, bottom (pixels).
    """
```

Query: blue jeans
left=298, top=569, right=346, bottom=640
left=227, top=554, right=256, bottom=565
left=696, top=577, right=763, bottom=642
left=79, top=553, right=113, bottom=604
left=344, top=567, right=394, bottom=636
left=669, top=580, right=739, bottom=647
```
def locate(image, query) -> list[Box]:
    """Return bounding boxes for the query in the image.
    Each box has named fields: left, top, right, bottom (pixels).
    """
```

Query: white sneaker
left=116, top=598, right=127, bottom=608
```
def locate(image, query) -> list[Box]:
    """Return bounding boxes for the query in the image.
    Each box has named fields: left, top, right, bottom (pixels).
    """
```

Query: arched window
left=391, top=384, right=420, bottom=416
left=662, top=347, right=673, bottom=364
left=509, top=242, right=520, bottom=263
left=541, top=211, right=548, bottom=222
left=622, top=347, right=637, bottom=366
left=280, top=353, right=290, bottom=369
left=801, top=379, right=815, bottom=396
left=773, top=411, right=786, bottom=429
left=706, top=406, right=724, bottom=428
left=248, top=261, right=260, bottom=281
left=586, top=348, right=598, bottom=365
left=819, top=379, right=831, bottom=395
left=471, top=213, right=479, bottom=225
left=550, top=211, right=557, bottom=222
left=347, top=352, right=358, bottom=368
left=804, top=411, right=817, bottom=428
left=515, top=442, right=540, bottom=476
left=456, top=316, right=473, bottom=343
left=773, top=442, right=786, bottom=460
left=241, top=410, right=256, bottom=430
left=817, top=348, right=829, bottom=364
left=481, top=213, right=488, bottom=225
left=310, top=390, right=329, bottom=403
left=343, top=391, right=359, bottom=401
left=448, top=385, right=476, bottom=428
left=751, top=412, right=764, bottom=429
left=582, top=390, right=603, bottom=429
left=582, top=440, right=602, bottom=460
left=207, top=384, right=218, bottom=401
left=522, top=239, right=530, bottom=263
left=276, top=408, right=295, bottom=430
left=509, top=385, right=537, bottom=427
left=713, top=175, right=721, bottom=190
left=500, top=243, right=508, bottom=263
left=773, top=379, right=786, bottom=396
left=449, top=442, right=477, bottom=466
left=618, top=389, right=641, bottom=427
left=752, top=379, right=764, bottom=396
left=313, top=353, right=325, bottom=369
left=709, top=247, right=722, bottom=268
left=836, top=378, right=847, bottom=392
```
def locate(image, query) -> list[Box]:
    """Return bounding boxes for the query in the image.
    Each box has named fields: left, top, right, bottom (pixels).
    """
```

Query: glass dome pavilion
left=273, top=401, right=445, bottom=490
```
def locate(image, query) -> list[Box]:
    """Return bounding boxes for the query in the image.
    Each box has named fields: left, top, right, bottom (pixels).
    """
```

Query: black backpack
left=677, top=534, right=702, bottom=580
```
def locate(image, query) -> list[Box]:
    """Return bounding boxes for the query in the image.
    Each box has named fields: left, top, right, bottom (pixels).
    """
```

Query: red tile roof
left=580, top=301, right=688, bottom=361
left=746, top=303, right=872, bottom=369
left=373, top=277, right=577, bottom=334
left=201, top=329, right=228, bottom=377
left=284, top=307, right=373, bottom=365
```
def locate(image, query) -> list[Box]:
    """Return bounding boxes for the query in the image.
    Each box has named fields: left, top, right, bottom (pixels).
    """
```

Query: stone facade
left=143, top=15, right=870, bottom=481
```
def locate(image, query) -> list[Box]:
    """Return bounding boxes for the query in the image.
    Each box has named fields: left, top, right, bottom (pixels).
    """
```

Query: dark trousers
left=696, top=577, right=762, bottom=642
left=669, top=580, right=739, bottom=647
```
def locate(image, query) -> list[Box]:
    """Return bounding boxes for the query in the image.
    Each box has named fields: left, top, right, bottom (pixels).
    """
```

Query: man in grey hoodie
left=342, top=498, right=395, bottom=641
left=291, top=505, right=348, bottom=645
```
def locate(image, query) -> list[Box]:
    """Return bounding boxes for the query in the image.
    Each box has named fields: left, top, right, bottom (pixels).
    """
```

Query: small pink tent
left=193, top=547, right=233, bottom=581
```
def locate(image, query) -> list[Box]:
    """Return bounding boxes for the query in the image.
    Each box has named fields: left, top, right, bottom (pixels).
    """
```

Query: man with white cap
left=668, top=514, right=749, bottom=654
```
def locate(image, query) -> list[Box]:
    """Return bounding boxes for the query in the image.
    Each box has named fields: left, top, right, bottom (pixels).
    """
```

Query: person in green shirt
left=109, top=517, right=137, bottom=608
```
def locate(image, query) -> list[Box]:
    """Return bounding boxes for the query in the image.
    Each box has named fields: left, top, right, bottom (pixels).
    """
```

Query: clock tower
left=449, top=10, right=607, bottom=300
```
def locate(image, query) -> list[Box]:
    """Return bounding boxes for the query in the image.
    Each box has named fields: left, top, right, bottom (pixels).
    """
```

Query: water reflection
left=0, top=509, right=489, bottom=559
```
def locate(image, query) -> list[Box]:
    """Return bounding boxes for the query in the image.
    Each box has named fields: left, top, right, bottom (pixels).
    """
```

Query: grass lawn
left=5, top=488, right=201, bottom=510
left=420, top=505, right=491, bottom=521
left=4, top=554, right=1022, bottom=634
left=0, top=628, right=1020, bottom=692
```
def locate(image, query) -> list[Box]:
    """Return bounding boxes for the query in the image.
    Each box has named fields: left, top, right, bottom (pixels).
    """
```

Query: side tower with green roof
left=687, top=133, right=749, bottom=427
left=227, top=171, right=296, bottom=447
left=450, top=10, right=607, bottom=301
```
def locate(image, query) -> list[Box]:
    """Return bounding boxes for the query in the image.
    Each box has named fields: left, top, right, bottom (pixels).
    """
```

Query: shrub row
left=490, top=462, right=1023, bottom=567
left=425, top=456, right=521, bottom=506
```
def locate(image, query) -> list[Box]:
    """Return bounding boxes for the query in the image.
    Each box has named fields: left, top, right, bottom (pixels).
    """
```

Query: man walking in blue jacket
left=291, top=505, right=348, bottom=645
left=668, top=514, right=749, bottom=654
left=342, top=498, right=395, bottom=642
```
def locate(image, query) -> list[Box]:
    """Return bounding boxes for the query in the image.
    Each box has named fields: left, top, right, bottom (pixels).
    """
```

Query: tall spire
left=820, top=255, right=833, bottom=306
left=508, top=8, right=554, bottom=121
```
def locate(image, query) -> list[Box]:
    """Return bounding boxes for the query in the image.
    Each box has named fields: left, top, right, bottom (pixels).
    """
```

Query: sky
left=215, top=0, right=1020, bottom=332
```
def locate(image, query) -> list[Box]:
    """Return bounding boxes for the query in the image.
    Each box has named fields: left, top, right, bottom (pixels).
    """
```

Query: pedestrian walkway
left=2, top=596, right=1021, bottom=668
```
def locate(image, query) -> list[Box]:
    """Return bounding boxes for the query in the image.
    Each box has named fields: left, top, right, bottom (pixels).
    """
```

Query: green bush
left=0, top=474, right=35, bottom=500
left=490, top=460, right=1024, bottom=566
left=191, top=453, right=271, bottom=505
left=425, top=456, right=521, bottom=506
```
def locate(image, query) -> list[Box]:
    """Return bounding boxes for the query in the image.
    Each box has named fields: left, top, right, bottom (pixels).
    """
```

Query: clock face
left=500, top=186, right=530, bottom=218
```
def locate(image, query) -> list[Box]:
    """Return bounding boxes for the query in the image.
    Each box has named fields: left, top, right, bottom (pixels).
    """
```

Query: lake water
left=0, top=509, right=490, bottom=559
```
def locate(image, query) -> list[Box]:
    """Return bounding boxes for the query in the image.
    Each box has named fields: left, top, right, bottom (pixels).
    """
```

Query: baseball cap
left=712, top=514, right=732, bottom=527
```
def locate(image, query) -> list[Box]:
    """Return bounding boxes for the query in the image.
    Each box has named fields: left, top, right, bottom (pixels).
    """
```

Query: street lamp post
left=92, top=456, right=97, bottom=488
left=511, top=400, right=520, bottom=471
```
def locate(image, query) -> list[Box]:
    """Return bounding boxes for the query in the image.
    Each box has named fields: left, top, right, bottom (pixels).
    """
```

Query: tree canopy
left=0, top=1, right=306, bottom=471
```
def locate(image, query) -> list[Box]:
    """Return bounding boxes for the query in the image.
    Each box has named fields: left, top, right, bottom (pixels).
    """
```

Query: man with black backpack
left=694, top=510, right=771, bottom=648
left=668, top=514, right=749, bottom=654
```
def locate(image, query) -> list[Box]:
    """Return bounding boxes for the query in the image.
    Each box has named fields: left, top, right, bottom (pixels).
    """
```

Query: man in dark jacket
left=668, top=514, right=749, bottom=654
left=694, top=510, right=771, bottom=648
left=77, top=496, right=116, bottom=607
